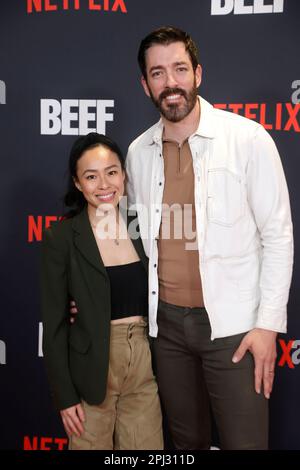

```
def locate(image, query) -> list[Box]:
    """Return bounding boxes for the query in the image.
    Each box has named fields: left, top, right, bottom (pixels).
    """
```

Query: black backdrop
left=0, top=0, right=299, bottom=450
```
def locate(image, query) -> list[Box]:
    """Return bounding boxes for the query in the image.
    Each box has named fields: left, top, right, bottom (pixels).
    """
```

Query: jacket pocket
left=69, top=326, right=91, bottom=354
left=207, top=168, right=244, bottom=226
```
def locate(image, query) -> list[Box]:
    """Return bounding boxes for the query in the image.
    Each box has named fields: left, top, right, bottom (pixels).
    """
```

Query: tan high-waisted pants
left=69, top=320, right=163, bottom=450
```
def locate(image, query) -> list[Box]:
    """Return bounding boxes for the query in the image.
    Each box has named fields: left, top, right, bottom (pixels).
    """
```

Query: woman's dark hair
left=63, top=132, right=125, bottom=218
left=138, top=26, right=199, bottom=79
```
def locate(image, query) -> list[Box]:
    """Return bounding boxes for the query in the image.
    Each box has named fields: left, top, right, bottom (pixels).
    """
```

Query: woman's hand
left=60, top=403, right=85, bottom=437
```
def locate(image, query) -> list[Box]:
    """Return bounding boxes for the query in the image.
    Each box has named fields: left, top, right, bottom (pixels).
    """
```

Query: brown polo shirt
left=157, top=139, right=204, bottom=308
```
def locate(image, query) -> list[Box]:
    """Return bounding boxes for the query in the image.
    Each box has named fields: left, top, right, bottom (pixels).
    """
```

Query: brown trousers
left=152, top=301, right=269, bottom=450
left=69, top=320, right=163, bottom=450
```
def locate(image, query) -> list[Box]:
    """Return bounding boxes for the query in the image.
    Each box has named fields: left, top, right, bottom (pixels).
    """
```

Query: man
left=125, top=26, right=293, bottom=449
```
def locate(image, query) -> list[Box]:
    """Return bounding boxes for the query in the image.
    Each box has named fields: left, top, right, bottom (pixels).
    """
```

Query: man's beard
left=149, top=79, right=198, bottom=123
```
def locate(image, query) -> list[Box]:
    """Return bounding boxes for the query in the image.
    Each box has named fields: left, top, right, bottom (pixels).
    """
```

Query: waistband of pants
left=110, top=318, right=148, bottom=340
left=158, top=299, right=207, bottom=315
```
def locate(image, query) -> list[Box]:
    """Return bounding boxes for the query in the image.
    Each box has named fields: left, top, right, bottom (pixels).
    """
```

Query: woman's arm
left=40, top=226, right=80, bottom=411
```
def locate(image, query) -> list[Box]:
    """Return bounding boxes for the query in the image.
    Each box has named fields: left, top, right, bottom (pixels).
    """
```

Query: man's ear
left=195, top=64, right=202, bottom=89
left=141, top=75, right=151, bottom=98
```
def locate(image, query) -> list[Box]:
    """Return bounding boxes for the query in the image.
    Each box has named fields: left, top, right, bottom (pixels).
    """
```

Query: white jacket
left=126, top=97, right=293, bottom=339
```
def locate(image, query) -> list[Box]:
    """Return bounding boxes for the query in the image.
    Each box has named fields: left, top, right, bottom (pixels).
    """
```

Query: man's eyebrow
left=149, top=65, right=164, bottom=73
left=174, top=61, right=189, bottom=66
left=149, top=61, right=189, bottom=73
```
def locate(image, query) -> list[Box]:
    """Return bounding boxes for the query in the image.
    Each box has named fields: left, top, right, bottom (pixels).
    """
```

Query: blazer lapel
left=72, top=206, right=148, bottom=274
left=72, top=207, right=106, bottom=276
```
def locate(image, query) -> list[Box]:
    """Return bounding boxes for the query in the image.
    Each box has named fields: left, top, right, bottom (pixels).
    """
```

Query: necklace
left=90, top=221, right=120, bottom=245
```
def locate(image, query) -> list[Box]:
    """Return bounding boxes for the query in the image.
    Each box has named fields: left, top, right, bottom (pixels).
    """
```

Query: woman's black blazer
left=40, top=207, right=147, bottom=410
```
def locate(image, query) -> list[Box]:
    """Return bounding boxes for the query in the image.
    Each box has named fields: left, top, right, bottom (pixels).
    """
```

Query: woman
left=40, top=132, right=163, bottom=450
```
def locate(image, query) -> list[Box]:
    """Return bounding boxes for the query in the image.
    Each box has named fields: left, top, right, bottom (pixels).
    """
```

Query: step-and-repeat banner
left=0, top=0, right=299, bottom=450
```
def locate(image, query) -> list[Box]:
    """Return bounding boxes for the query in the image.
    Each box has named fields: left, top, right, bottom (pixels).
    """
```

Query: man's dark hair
left=138, top=26, right=199, bottom=79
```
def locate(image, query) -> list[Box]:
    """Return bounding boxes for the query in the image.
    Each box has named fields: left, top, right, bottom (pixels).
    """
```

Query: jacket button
left=154, top=264, right=157, bottom=268
left=152, top=291, right=156, bottom=295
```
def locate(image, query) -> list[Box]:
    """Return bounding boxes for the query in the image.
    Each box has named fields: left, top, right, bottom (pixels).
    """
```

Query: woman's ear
left=73, top=177, right=82, bottom=192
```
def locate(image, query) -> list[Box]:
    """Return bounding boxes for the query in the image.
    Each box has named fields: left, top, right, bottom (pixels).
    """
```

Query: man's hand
left=232, top=328, right=278, bottom=399
left=70, top=300, right=78, bottom=324
left=60, top=403, right=85, bottom=437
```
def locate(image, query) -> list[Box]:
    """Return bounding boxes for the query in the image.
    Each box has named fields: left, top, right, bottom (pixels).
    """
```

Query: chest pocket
left=207, top=168, right=245, bottom=227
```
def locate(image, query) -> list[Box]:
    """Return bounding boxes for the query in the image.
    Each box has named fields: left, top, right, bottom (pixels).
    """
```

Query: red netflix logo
left=28, top=215, right=63, bottom=242
left=24, top=436, right=68, bottom=450
left=213, top=102, right=300, bottom=132
left=278, top=339, right=300, bottom=369
left=27, top=0, right=127, bottom=13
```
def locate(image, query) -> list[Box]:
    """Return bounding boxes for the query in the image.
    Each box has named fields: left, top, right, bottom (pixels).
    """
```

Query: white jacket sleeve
left=247, top=125, right=294, bottom=332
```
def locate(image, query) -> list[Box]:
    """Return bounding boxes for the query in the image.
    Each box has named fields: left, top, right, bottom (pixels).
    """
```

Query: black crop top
left=106, top=261, right=148, bottom=320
